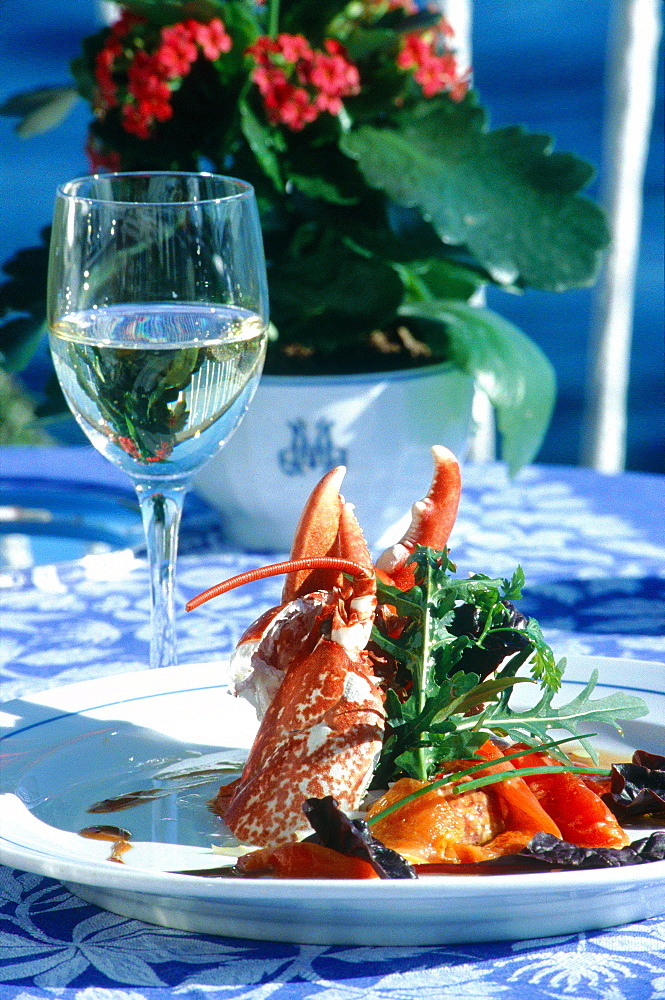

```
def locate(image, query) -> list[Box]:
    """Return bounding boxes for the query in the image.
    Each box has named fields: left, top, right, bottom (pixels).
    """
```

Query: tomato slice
left=508, top=743, right=629, bottom=848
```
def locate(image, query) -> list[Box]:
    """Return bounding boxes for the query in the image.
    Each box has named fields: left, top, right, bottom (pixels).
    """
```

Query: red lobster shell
left=187, top=445, right=462, bottom=845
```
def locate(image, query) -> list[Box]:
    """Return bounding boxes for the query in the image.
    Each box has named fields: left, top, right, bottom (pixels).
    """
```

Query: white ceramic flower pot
left=193, top=362, right=475, bottom=552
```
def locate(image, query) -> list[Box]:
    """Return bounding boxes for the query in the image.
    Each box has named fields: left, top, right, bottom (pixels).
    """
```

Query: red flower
left=147, top=442, right=174, bottom=462
left=92, top=14, right=234, bottom=140
left=387, top=0, right=419, bottom=11
left=185, top=18, right=232, bottom=60
left=110, top=11, right=144, bottom=39
left=275, top=33, right=313, bottom=64
left=248, top=33, right=360, bottom=131
left=397, top=21, right=469, bottom=101
left=273, top=86, right=319, bottom=130
left=93, top=39, right=123, bottom=109
left=117, top=436, right=141, bottom=459
left=253, top=63, right=289, bottom=94
left=122, top=49, right=173, bottom=136
left=85, top=133, right=122, bottom=173
left=121, top=103, right=152, bottom=140
left=115, top=435, right=172, bottom=462
left=158, top=23, right=198, bottom=78
left=248, top=35, right=280, bottom=62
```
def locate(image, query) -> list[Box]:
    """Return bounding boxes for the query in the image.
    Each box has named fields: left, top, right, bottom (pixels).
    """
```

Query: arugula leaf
left=370, top=547, right=648, bottom=784
left=474, top=669, right=648, bottom=762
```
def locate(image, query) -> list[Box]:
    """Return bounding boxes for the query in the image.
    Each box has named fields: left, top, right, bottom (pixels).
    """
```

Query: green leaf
left=403, top=258, right=484, bottom=302
left=0, top=86, right=78, bottom=138
left=438, top=675, right=534, bottom=720
left=0, top=370, right=55, bottom=445
left=478, top=669, right=648, bottom=761
left=523, top=619, right=562, bottom=691
left=71, top=45, right=107, bottom=105
left=279, top=121, right=370, bottom=207
left=0, top=235, right=50, bottom=374
left=282, top=0, right=352, bottom=42
left=502, top=566, right=525, bottom=601
left=269, top=229, right=404, bottom=349
left=344, top=27, right=400, bottom=63
left=320, top=203, right=452, bottom=267
left=398, top=299, right=556, bottom=473
left=372, top=550, right=536, bottom=782
left=0, top=317, right=46, bottom=373
left=35, top=371, right=68, bottom=421
left=340, top=94, right=609, bottom=291
left=369, top=546, right=607, bottom=785
left=240, top=98, right=285, bottom=192
left=146, top=348, right=203, bottom=411
left=289, top=172, right=361, bottom=206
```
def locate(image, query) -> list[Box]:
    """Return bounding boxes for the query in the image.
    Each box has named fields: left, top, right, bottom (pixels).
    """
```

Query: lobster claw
left=375, top=444, right=461, bottom=590
left=281, top=464, right=347, bottom=602
left=220, top=466, right=379, bottom=724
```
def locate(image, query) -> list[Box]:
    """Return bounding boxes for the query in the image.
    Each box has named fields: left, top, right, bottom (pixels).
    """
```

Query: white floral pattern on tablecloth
left=1, top=867, right=665, bottom=998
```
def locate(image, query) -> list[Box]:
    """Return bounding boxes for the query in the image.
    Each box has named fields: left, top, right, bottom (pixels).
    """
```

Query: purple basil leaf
left=604, top=751, right=665, bottom=818
left=634, top=751, right=665, bottom=770
left=633, top=832, right=665, bottom=862
left=302, top=796, right=417, bottom=879
left=520, top=831, right=665, bottom=868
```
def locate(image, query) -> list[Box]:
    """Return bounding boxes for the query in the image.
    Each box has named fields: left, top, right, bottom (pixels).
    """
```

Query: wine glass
left=47, top=172, right=269, bottom=669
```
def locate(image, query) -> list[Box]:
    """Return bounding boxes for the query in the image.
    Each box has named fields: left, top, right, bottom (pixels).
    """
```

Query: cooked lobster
left=187, top=445, right=630, bottom=869
left=187, top=445, right=461, bottom=845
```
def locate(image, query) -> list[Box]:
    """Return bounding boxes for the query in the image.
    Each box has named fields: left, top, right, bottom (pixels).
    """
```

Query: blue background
left=1, top=0, right=663, bottom=471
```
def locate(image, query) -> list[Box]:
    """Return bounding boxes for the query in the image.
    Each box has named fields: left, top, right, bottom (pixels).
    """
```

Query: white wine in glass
left=47, top=172, right=269, bottom=669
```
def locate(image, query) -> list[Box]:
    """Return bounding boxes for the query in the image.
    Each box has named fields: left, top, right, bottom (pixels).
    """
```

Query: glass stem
left=135, top=483, right=187, bottom=669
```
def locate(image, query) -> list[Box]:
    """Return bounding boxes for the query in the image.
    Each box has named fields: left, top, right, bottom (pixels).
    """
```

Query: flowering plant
left=1, top=0, right=609, bottom=469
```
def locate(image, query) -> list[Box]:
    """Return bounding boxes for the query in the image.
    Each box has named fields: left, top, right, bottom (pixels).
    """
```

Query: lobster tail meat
left=219, top=635, right=384, bottom=844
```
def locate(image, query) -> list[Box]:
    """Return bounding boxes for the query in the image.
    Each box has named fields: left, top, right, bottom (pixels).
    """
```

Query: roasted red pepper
left=507, top=743, right=629, bottom=848
left=234, top=842, right=380, bottom=879
left=366, top=740, right=563, bottom=864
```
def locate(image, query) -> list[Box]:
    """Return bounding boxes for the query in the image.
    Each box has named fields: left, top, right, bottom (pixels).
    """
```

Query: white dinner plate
left=1, top=657, right=664, bottom=946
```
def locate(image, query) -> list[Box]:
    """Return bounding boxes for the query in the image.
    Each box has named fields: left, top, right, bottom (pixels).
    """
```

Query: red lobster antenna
left=185, top=557, right=374, bottom=612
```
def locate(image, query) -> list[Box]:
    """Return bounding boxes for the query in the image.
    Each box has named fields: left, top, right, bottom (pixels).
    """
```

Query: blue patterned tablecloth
left=1, top=449, right=664, bottom=999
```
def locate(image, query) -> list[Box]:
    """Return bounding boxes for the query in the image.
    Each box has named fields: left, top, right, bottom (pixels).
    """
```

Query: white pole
left=580, top=0, right=662, bottom=472
left=441, top=0, right=473, bottom=73
left=441, top=1, right=498, bottom=462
